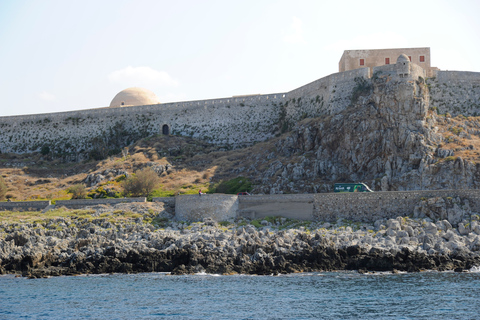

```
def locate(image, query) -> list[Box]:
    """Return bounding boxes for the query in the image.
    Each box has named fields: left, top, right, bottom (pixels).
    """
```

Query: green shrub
left=123, top=167, right=161, bottom=197
left=212, top=176, right=252, bottom=194
left=67, top=184, right=87, bottom=199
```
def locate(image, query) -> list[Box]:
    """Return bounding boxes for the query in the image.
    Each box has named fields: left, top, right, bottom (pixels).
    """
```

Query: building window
left=359, top=59, right=365, bottom=66
left=408, top=56, right=412, bottom=61
left=385, top=58, right=390, bottom=65
left=420, top=55, right=425, bottom=62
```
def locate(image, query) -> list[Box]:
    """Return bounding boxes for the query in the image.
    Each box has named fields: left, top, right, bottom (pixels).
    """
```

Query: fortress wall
left=2, top=66, right=479, bottom=158
left=175, top=194, right=238, bottom=222
left=428, top=71, right=480, bottom=116
left=284, top=68, right=370, bottom=122
left=0, top=92, right=287, bottom=155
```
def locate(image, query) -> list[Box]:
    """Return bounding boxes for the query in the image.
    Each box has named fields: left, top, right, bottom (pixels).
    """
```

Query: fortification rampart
left=1, top=65, right=480, bottom=158
left=284, top=68, right=370, bottom=123
left=428, top=71, right=480, bottom=116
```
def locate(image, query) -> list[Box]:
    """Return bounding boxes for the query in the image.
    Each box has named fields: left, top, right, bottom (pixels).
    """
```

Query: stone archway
left=162, top=124, right=170, bottom=135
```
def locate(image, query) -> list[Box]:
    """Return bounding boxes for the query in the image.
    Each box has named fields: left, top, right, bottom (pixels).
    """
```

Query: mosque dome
left=396, top=54, right=410, bottom=63
left=109, top=87, right=160, bottom=108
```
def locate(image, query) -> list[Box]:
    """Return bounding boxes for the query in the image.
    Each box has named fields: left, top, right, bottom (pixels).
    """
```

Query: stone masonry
left=0, top=52, right=479, bottom=159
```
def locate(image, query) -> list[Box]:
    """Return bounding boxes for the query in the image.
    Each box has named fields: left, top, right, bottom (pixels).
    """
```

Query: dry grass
left=433, top=114, right=480, bottom=163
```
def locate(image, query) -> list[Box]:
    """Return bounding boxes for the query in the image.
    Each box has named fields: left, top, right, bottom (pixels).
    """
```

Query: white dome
left=109, top=87, right=160, bottom=108
left=396, top=54, right=410, bottom=63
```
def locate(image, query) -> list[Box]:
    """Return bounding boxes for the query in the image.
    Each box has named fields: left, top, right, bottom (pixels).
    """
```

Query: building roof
left=109, top=87, right=160, bottom=108
left=397, top=54, right=410, bottom=63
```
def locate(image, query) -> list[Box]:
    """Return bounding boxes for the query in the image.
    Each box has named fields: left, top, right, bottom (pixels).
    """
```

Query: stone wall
left=313, top=190, right=480, bottom=222
left=428, top=71, right=480, bottom=116
left=55, top=197, right=146, bottom=209
left=0, top=201, right=51, bottom=211
left=234, top=190, right=480, bottom=223
left=238, top=194, right=314, bottom=220
left=152, top=197, right=175, bottom=207
left=1, top=66, right=480, bottom=158
left=284, top=68, right=370, bottom=123
left=174, top=194, right=238, bottom=222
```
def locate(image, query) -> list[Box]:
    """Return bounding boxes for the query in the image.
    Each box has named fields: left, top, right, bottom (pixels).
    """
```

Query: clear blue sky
left=1, top=0, right=479, bottom=116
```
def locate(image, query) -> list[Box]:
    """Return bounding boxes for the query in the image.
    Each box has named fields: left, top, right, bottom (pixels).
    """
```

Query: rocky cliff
left=251, top=74, right=480, bottom=193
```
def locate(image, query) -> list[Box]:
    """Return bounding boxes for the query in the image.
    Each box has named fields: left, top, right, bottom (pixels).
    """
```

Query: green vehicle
left=334, top=183, right=373, bottom=193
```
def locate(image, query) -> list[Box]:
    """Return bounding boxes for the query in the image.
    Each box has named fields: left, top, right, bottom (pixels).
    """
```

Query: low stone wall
left=0, top=201, right=51, bottom=211
left=174, top=194, right=238, bottom=222
left=238, top=194, right=314, bottom=220
left=313, top=190, right=480, bottom=222
left=55, top=197, right=146, bottom=209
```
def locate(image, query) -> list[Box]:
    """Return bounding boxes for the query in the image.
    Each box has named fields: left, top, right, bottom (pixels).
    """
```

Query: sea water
left=1, top=270, right=480, bottom=319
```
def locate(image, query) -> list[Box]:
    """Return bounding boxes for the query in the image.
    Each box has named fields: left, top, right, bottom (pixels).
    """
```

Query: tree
left=67, top=184, right=87, bottom=199
left=122, top=167, right=160, bottom=197
left=0, top=176, right=7, bottom=200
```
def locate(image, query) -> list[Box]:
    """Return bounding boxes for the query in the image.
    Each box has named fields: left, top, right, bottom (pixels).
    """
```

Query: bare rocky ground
left=1, top=200, right=479, bottom=278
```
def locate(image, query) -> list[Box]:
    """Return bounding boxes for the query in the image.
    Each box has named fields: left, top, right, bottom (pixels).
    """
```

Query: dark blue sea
left=1, top=271, right=480, bottom=319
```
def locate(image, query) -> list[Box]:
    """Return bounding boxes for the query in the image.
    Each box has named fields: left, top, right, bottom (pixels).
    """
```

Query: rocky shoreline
left=1, top=203, right=480, bottom=278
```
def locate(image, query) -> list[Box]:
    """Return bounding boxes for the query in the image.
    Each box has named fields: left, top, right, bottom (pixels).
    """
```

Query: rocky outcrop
left=251, top=74, right=480, bottom=194
left=1, top=204, right=479, bottom=278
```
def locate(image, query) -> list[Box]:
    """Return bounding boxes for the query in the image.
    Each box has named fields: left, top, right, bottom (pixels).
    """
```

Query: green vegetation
left=151, top=216, right=170, bottom=228
left=448, top=126, right=463, bottom=135
left=122, top=167, right=161, bottom=197
left=67, top=184, right=87, bottom=199
left=212, top=176, right=252, bottom=194
left=351, top=77, right=373, bottom=104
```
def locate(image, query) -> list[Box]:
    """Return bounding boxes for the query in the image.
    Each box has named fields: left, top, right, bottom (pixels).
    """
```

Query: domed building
left=109, top=87, right=160, bottom=108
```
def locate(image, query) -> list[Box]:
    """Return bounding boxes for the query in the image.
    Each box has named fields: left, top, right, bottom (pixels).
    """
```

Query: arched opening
left=162, top=124, right=170, bottom=135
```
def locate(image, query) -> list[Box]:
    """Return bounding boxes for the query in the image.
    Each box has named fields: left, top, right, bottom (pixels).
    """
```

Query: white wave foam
left=469, top=266, right=480, bottom=273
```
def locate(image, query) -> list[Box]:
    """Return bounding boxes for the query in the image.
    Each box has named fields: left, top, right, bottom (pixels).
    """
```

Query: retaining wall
left=55, top=197, right=146, bottom=209
left=174, top=194, right=238, bottom=222
left=235, top=190, right=480, bottom=223
left=152, top=197, right=175, bottom=207
left=238, top=194, right=314, bottom=220
left=0, top=201, right=51, bottom=211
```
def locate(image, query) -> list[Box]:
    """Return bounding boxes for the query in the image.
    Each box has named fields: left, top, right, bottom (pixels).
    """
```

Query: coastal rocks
left=1, top=212, right=480, bottom=278
left=414, top=197, right=472, bottom=226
